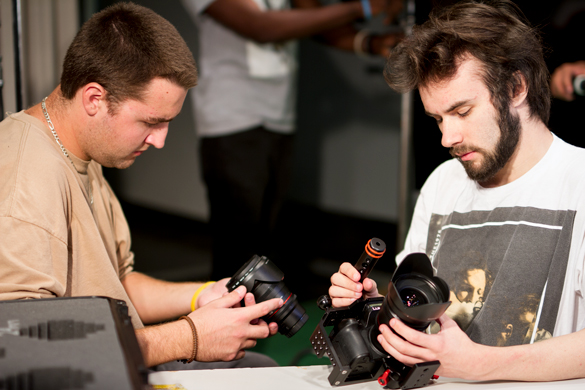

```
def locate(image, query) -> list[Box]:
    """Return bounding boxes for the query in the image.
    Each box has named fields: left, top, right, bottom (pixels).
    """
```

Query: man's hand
left=329, top=262, right=381, bottom=307
left=243, top=291, right=279, bottom=336
left=195, top=278, right=230, bottom=309
left=377, top=314, right=488, bottom=380
left=550, top=61, right=585, bottom=101
left=190, top=285, right=283, bottom=361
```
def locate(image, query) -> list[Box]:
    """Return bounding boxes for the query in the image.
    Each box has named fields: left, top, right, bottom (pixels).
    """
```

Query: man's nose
left=440, top=121, right=463, bottom=148
left=146, top=127, right=168, bottom=149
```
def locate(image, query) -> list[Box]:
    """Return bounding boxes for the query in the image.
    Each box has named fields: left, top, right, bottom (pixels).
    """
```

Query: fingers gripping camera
left=226, top=255, right=308, bottom=338
left=310, top=239, right=451, bottom=389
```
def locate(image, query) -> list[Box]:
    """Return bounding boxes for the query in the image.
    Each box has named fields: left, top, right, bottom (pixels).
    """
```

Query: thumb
left=436, top=313, right=455, bottom=327
left=211, top=285, right=246, bottom=308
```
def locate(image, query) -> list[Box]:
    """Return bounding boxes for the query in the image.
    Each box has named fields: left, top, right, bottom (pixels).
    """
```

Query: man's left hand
left=377, top=313, right=488, bottom=380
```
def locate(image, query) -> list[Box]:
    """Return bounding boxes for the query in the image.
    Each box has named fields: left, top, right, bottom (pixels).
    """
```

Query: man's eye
left=458, top=109, right=471, bottom=117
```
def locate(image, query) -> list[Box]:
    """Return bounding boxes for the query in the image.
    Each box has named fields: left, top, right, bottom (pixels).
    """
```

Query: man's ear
left=80, top=83, right=107, bottom=116
left=511, top=72, right=528, bottom=108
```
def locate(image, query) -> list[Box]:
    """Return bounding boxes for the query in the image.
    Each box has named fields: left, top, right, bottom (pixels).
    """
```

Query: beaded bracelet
left=179, top=315, right=198, bottom=364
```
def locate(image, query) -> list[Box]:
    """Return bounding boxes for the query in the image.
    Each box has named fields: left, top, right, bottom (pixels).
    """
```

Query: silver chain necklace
left=41, top=97, right=93, bottom=205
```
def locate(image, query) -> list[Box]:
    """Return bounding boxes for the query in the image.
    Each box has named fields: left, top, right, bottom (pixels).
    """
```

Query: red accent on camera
left=378, top=369, right=391, bottom=386
left=267, top=293, right=292, bottom=319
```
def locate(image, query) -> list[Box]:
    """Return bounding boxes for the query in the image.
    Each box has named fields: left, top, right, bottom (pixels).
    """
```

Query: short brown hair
left=60, top=2, right=197, bottom=108
left=384, top=0, right=550, bottom=125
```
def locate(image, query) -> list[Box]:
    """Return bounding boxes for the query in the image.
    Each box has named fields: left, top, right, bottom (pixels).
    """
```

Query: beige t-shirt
left=0, top=111, right=143, bottom=329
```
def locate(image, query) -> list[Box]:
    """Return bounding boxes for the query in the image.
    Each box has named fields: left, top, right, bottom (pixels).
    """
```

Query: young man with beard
left=328, top=0, right=585, bottom=382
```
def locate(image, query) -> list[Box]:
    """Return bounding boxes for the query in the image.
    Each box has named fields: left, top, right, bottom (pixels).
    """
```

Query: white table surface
left=148, top=365, right=585, bottom=390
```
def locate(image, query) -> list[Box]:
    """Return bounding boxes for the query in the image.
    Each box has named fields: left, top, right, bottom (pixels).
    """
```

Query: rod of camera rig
left=354, top=237, right=386, bottom=283
left=316, top=238, right=386, bottom=311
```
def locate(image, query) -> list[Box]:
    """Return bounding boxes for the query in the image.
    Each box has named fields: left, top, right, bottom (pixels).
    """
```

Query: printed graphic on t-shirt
left=425, top=206, right=575, bottom=346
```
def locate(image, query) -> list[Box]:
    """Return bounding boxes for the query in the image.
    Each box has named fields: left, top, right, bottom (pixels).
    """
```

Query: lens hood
left=226, top=255, right=283, bottom=291
left=379, top=253, right=451, bottom=330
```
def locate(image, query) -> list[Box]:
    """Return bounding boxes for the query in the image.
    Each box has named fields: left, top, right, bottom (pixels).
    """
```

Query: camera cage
left=311, top=251, right=451, bottom=389
left=311, top=297, right=442, bottom=389
left=311, top=297, right=386, bottom=384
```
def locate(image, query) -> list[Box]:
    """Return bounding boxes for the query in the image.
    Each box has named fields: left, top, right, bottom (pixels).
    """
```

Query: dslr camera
left=310, top=238, right=451, bottom=389
left=227, top=254, right=308, bottom=338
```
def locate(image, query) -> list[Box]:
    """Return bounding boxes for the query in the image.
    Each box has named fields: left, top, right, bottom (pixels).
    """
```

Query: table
left=148, top=365, right=585, bottom=390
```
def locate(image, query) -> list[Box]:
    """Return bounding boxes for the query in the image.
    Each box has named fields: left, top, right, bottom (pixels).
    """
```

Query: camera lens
left=226, top=255, right=308, bottom=338
left=394, top=273, right=447, bottom=311
left=376, top=254, right=451, bottom=332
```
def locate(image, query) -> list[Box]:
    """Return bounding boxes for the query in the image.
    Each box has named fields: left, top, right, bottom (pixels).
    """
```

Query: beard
left=450, top=105, right=521, bottom=183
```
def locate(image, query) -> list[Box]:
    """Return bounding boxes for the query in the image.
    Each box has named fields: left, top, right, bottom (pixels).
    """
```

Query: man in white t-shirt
left=329, top=0, right=585, bottom=382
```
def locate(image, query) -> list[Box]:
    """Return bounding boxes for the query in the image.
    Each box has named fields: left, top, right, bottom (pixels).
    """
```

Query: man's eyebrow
left=145, top=116, right=174, bottom=124
left=425, top=99, right=473, bottom=117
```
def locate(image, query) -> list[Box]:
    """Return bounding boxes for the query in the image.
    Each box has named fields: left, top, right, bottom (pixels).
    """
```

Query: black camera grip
left=354, top=238, right=386, bottom=283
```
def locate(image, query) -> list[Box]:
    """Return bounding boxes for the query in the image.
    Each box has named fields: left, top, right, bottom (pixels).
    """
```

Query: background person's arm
left=293, top=0, right=403, bottom=56
left=202, top=0, right=392, bottom=43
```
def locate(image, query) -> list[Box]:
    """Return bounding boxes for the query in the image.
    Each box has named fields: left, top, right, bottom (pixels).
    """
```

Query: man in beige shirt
left=0, top=2, right=282, bottom=368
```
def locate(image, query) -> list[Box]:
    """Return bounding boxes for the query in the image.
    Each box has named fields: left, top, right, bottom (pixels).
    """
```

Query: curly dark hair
left=384, top=0, right=550, bottom=125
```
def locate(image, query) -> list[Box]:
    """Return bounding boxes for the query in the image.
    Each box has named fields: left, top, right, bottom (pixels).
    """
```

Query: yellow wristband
left=190, top=281, right=215, bottom=311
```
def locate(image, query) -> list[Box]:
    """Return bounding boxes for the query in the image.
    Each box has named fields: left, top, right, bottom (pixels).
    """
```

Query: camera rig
left=310, top=239, right=450, bottom=389
left=311, top=297, right=440, bottom=389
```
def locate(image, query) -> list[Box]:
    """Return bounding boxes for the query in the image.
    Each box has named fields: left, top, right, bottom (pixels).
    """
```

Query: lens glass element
left=400, top=288, right=427, bottom=307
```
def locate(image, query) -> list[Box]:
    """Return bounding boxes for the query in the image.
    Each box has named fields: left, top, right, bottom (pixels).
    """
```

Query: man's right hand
left=189, top=285, right=283, bottom=361
left=329, top=262, right=381, bottom=308
left=551, top=61, right=585, bottom=101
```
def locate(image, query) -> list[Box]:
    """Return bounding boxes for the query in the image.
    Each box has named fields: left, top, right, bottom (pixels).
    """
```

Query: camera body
left=311, top=249, right=451, bottom=389
left=226, top=254, right=308, bottom=338
left=312, top=296, right=388, bottom=384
